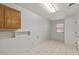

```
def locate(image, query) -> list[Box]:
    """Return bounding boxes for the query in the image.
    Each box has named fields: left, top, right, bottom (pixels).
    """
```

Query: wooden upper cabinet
left=0, top=4, right=21, bottom=29
left=0, top=5, right=5, bottom=28
left=5, top=7, right=21, bottom=29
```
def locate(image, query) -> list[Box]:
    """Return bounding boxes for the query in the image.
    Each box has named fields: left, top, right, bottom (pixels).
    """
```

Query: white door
left=64, top=15, right=76, bottom=46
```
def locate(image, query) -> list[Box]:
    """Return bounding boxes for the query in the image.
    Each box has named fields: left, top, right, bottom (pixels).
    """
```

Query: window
left=56, top=24, right=64, bottom=32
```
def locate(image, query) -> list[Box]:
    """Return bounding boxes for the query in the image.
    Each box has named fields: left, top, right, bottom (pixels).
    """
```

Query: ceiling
left=15, top=3, right=79, bottom=20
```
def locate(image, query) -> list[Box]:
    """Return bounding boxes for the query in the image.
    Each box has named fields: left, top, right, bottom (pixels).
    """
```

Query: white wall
left=64, top=15, right=77, bottom=46
left=76, top=12, right=79, bottom=50
left=51, top=20, right=64, bottom=41
left=77, top=13, right=79, bottom=33
left=0, top=3, right=51, bottom=54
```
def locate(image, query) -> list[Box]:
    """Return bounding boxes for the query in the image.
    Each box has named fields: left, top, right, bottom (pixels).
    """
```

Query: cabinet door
left=11, top=10, right=21, bottom=29
left=5, top=7, right=21, bottom=29
left=0, top=5, right=5, bottom=28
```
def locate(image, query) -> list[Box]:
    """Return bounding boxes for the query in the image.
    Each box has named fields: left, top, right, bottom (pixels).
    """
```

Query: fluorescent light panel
left=44, top=3, right=56, bottom=12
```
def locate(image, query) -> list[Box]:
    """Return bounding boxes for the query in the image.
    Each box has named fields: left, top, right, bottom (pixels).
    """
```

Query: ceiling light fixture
left=44, top=3, right=56, bottom=13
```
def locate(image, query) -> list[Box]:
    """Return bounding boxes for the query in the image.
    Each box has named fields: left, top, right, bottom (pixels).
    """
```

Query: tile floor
left=27, top=40, right=79, bottom=55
